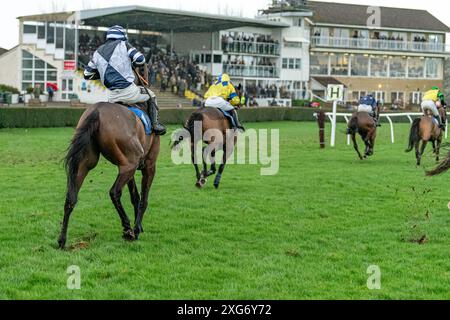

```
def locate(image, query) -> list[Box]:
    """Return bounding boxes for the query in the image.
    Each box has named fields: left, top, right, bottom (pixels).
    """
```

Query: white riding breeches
left=421, top=100, right=439, bottom=117
left=108, top=83, right=156, bottom=104
left=204, top=97, right=235, bottom=112
left=357, top=104, right=373, bottom=113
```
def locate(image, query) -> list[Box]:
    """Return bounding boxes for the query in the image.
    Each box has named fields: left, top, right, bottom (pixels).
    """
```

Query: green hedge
left=0, top=107, right=319, bottom=128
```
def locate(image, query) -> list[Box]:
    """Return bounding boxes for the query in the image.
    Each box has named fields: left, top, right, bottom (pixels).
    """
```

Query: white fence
left=316, top=112, right=449, bottom=146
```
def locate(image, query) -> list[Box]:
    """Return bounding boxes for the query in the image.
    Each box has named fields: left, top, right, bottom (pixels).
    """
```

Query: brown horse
left=58, top=75, right=160, bottom=249
left=172, top=107, right=238, bottom=189
left=405, top=108, right=445, bottom=166
left=347, top=112, right=378, bottom=160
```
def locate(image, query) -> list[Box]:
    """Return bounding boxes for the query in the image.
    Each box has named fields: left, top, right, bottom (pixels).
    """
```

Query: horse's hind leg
left=127, top=178, right=141, bottom=232
left=58, top=148, right=99, bottom=249
left=214, top=145, right=227, bottom=189
left=110, top=165, right=137, bottom=241
left=435, top=138, right=442, bottom=162
left=418, top=140, right=427, bottom=166
left=351, top=134, right=364, bottom=160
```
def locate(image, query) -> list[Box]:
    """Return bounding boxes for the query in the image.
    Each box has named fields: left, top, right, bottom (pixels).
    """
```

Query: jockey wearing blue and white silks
left=357, top=94, right=381, bottom=126
left=83, top=25, right=166, bottom=135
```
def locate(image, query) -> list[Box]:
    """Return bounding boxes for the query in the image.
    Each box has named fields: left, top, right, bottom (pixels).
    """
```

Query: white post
left=386, top=115, right=394, bottom=144
left=330, top=100, right=338, bottom=147
left=446, top=118, right=448, bottom=139
left=344, top=116, right=350, bottom=145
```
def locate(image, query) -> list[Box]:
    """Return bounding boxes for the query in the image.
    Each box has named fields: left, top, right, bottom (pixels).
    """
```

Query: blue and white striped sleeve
left=127, top=45, right=145, bottom=66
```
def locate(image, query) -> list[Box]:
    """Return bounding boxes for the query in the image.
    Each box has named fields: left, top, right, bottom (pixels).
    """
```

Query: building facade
left=307, top=1, right=449, bottom=105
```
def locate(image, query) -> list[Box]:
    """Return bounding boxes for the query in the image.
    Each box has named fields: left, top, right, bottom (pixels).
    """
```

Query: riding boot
left=230, top=109, right=245, bottom=132
left=436, top=115, right=445, bottom=130
left=147, top=98, right=167, bottom=136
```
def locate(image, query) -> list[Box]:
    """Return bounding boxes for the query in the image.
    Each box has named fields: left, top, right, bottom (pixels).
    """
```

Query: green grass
left=0, top=121, right=448, bottom=300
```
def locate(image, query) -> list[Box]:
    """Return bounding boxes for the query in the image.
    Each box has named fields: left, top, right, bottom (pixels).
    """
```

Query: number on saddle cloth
left=128, top=106, right=152, bottom=135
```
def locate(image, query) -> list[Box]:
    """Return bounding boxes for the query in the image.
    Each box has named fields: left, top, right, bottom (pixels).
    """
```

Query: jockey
left=83, top=25, right=166, bottom=135
left=204, top=74, right=245, bottom=131
left=421, top=86, right=446, bottom=129
left=357, top=94, right=381, bottom=127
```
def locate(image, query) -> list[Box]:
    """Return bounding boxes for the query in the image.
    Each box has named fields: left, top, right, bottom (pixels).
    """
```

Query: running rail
left=314, top=112, right=449, bottom=146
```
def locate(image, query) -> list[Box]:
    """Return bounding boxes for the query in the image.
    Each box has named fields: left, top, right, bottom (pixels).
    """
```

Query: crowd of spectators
left=221, top=32, right=280, bottom=55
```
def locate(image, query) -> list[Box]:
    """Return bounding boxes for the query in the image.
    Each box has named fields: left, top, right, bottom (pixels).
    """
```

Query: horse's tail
left=171, top=111, right=204, bottom=150
left=427, top=152, right=450, bottom=176
left=64, top=109, right=100, bottom=203
left=347, top=116, right=359, bottom=135
left=406, top=118, right=421, bottom=153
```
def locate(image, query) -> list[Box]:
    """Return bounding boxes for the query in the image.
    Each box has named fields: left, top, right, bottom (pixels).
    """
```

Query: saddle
left=117, top=102, right=152, bottom=135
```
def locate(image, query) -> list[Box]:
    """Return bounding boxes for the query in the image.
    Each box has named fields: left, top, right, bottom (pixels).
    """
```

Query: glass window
left=389, top=56, right=407, bottom=78
left=37, top=23, right=45, bottom=39
left=35, top=71, right=45, bottom=81
left=205, top=54, right=211, bottom=63
left=46, top=63, right=56, bottom=70
left=288, top=58, right=295, bottom=69
left=56, top=22, right=64, bottom=49
left=47, top=70, right=57, bottom=81
left=22, top=70, right=33, bottom=81
left=295, top=59, right=301, bottom=70
left=64, top=23, right=76, bottom=60
left=425, top=58, right=442, bottom=79
left=22, top=50, right=33, bottom=59
left=351, top=55, right=369, bottom=76
left=370, top=56, right=387, bottom=77
left=330, top=53, right=349, bottom=76
left=34, top=59, right=45, bottom=69
left=213, top=55, right=221, bottom=63
left=310, top=53, right=329, bottom=75
left=408, top=57, right=424, bottom=78
left=46, top=22, right=55, bottom=44
left=22, top=59, right=33, bottom=68
left=282, top=58, right=288, bottom=69
left=23, top=23, right=37, bottom=34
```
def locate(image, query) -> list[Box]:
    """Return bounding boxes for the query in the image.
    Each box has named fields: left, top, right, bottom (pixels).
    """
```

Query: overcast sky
left=1, top=0, right=449, bottom=49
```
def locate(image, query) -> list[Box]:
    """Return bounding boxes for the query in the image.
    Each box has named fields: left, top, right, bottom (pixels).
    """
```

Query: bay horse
left=58, top=67, right=160, bottom=249
left=347, top=112, right=378, bottom=160
left=172, top=107, right=240, bottom=189
left=405, top=108, right=446, bottom=166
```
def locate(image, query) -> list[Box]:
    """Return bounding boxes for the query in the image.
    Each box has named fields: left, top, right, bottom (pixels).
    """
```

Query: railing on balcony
left=223, top=64, right=280, bottom=78
left=222, top=40, right=281, bottom=56
left=311, top=36, right=446, bottom=53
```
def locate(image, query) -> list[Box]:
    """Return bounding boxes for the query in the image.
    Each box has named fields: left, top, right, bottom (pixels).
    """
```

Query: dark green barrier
left=0, top=107, right=318, bottom=128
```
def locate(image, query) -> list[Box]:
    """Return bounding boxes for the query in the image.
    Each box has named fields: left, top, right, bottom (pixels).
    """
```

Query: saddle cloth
left=217, top=108, right=236, bottom=128
left=128, top=106, right=152, bottom=135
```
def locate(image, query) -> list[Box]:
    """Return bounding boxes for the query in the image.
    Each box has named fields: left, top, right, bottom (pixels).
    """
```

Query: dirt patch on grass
left=67, top=232, right=97, bottom=251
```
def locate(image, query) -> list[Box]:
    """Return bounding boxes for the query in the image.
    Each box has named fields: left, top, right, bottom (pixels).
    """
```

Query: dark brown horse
left=173, top=107, right=238, bottom=189
left=405, top=108, right=445, bottom=166
left=58, top=73, right=160, bottom=249
left=347, top=112, right=378, bottom=160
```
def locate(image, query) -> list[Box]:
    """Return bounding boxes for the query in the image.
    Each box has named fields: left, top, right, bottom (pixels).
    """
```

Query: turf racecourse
left=0, top=121, right=448, bottom=300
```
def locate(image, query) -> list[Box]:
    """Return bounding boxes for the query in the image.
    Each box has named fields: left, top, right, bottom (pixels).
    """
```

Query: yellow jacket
left=204, top=74, right=241, bottom=107
left=423, top=89, right=439, bottom=102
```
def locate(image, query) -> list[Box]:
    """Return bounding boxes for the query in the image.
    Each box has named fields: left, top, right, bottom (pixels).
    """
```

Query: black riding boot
left=148, top=98, right=167, bottom=136
left=230, top=109, right=245, bottom=132
left=436, top=116, right=445, bottom=130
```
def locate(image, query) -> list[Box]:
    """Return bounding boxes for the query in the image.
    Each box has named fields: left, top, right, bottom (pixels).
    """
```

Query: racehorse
left=405, top=108, right=446, bottom=166
left=58, top=67, right=160, bottom=249
left=172, top=98, right=243, bottom=189
left=347, top=112, right=378, bottom=160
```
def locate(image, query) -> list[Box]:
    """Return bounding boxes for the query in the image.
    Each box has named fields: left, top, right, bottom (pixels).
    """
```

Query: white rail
left=315, top=112, right=449, bottom=146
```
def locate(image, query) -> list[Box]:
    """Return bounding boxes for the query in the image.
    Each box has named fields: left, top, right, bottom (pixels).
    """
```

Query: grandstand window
left=370, top=56, right=387, bottom=77
left=64, top=23, right=76, bottom=60
left=35, top=60, right=45, bottom=69
left=282, top=58, right=288, bottom=69
left=22, top=70, right=33, bottom=81
left=310, top=52, right=329, bottom=75
left=214, top=55, right=222, bottom=63
left=350, top=55, right=369, bottom=76
left=35, top=71, right=45, bottom=81
left=22, top=82, right=32, bottom=91
left=407, top=57, right=424, bottom=78
left=389, top=56, right=407, bottom=78
left=46, top=22, right=55, bottom=44
left=330, top=53, right=349, bottom=76
left=391, top=92, right=404, bottom=103
left=22, top=59, right=33, bottom=69
left=47, top=70, right=57, bottom=81
left=23, top=23, right=37, bottom=34
left=21, top=50, right=58, bottom=90
left=205, top=54, right=212, bottom=63
left=425, top=58, right=441, bottom=79
left=37, top=23, right=45, bottom=39
left=56, top=22, right=64, bottom=49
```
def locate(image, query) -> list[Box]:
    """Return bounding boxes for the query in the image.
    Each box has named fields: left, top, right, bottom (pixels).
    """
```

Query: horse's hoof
left=214, top=183, right=220, bottom=189
left=123, top=230, right=136, bottom=241
left=57, top=238, right=66, bottom=250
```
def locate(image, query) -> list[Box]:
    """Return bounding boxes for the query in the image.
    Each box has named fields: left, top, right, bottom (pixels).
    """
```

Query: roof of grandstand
left=309, top=1, right=450, bottom=32
left=19, top=6, right=289, bottom=33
